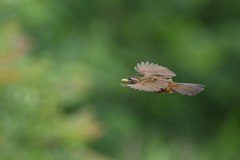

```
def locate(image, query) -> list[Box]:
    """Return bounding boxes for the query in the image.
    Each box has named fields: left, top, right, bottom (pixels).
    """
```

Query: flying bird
left=120, top=62, right=204, bottom=96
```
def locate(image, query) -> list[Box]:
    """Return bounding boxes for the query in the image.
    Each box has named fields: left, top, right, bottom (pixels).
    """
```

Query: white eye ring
left=129, top=77, right=139, bottom=82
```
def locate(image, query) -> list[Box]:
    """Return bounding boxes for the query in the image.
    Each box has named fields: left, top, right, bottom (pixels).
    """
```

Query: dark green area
left=1, top=0, right=240, bottom=160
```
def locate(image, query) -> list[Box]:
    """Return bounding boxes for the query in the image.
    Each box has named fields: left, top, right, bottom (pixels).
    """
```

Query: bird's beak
left=121, top=78, right=129, bottom=82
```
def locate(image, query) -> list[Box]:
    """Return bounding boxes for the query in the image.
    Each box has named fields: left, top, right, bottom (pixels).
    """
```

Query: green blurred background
left=1, top=0, right=240, bottom=160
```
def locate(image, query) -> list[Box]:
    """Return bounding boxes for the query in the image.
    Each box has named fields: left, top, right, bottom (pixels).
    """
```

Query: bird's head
left=121, top=76, right=140, bottom=84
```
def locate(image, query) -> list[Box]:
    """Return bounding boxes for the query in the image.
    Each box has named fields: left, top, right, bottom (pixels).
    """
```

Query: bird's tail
left=170, top=82, right=204, bottom=96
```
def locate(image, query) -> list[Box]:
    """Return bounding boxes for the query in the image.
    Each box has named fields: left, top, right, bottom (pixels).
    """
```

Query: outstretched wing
left=134, top=61, right=176, bottom=78
left=123, top=80, right=168, bottom=92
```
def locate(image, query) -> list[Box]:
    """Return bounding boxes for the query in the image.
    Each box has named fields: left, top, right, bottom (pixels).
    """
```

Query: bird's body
left=120, top=62, right=204, bottom=96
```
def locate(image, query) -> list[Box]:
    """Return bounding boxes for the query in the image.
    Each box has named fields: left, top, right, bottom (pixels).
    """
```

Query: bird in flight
left=120, top=62, right=204, bottom=96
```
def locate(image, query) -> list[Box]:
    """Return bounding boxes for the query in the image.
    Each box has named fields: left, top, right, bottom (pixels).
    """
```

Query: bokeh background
left=1, top=0, right=240, bottom=160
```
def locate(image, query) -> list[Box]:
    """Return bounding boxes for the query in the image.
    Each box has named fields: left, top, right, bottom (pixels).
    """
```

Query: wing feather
left=127, top=80, right=168, bottom=92
left=134, top=61, right=176, bottom=78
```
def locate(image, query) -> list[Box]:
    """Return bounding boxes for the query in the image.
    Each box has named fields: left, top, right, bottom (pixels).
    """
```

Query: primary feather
left=128, top=80, right=168, bottom=92
left=134, top=61, right=176, bottom=78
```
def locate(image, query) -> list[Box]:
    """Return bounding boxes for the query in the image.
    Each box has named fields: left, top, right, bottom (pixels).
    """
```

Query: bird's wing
left=125, top=80, right=168, bottom=92
left=134, top=61, right=176, bottom=78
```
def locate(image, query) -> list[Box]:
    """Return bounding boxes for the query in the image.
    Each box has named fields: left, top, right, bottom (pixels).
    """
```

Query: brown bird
left=120, top=62, right=204, bottom=96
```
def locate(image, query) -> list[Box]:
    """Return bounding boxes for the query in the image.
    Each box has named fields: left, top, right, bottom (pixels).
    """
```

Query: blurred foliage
left=1, top=0, right=240, bottom=160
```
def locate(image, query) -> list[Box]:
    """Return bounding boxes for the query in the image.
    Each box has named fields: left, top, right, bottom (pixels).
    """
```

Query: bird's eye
left=129, top=77, right=133, bottom=81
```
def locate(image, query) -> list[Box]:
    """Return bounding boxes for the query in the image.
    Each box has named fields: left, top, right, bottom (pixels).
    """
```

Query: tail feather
left=170, top=83, right=204, bottom=96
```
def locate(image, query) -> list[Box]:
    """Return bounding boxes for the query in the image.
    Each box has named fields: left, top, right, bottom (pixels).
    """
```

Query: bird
left=120, top=62, right=204, bottom=96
